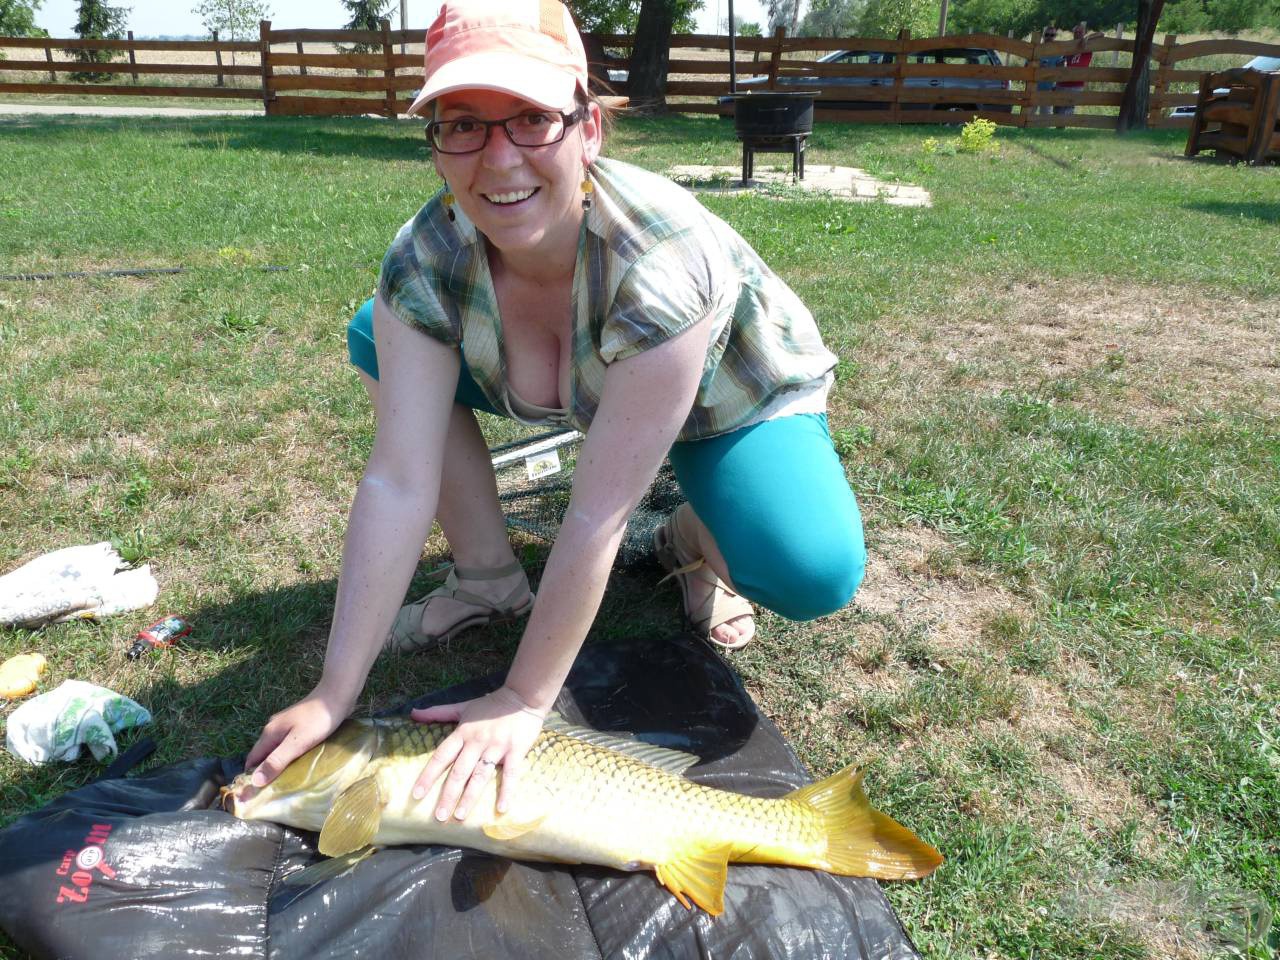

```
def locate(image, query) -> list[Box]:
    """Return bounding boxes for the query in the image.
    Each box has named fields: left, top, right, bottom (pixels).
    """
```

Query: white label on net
left=526, top=449, right=562, bottom=480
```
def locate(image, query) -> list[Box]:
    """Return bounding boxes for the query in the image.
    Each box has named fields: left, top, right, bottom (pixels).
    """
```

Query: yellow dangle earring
left=443, top=185, right=456, bottom=222
left=581, top=175, right=593, bottom=212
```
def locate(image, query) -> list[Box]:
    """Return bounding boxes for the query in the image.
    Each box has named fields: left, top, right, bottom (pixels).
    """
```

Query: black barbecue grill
left=728, top=91, right=818, bottom=185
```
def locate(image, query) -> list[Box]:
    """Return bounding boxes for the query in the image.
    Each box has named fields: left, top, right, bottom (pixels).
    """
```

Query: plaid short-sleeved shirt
left=378, top=157, right=836, bottom=442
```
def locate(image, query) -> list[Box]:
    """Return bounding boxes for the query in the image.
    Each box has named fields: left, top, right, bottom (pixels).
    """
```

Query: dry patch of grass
left=875, top=277, right=1280, bottom=423
left=770, top=516, right=1182, bottom=870
left=856, top=521, right=1021, bottom=654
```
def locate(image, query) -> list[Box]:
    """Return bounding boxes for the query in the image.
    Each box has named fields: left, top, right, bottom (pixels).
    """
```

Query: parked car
left=1169, top=55, right=1280, bottom=118
left=717, top=47, right=1013, bottom=113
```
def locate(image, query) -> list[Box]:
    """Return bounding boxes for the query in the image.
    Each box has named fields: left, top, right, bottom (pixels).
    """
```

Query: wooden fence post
left=213, top=28, right=225, bottom=86
left=382, top=18, right=397, bottom=117
left=259, top=20, right=275, bottom=114
left=1023, top=38, right=1041, bottom=126
left=44, top=43, right=55, bottom=82
left=891, top=29, right=910, bottom=124
left=766, top=25, right=785, bottom=90
left=1112, top=23, right=1123, bottom=66
left=127, top=30, right=139, bottom=82
left=1147, top=32, right=1176, bottom=127
left=296, top=40, right=307, bottom=76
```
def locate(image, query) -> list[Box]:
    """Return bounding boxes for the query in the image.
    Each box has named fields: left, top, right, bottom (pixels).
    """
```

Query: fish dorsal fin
left=318, top=775, right=383, bottom=857
left=542, top=714, right=700, bottom=775
left=482, top=812, right=549, bottom=841
left=653, top=842, right=733, bottom=916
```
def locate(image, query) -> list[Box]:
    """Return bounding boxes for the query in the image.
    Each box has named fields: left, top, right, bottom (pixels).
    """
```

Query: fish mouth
left=221, top=774, right=257, bottom=815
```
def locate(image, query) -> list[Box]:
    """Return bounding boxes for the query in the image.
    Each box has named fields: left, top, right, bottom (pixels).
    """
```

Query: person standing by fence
left=1055, top=22, right=1097, bottom=116
left=1037, top=26, right=1064, bottom=116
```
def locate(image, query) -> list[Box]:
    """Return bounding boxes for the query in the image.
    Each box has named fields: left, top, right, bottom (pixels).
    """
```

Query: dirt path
left=0, top=103, right=262, bottom=118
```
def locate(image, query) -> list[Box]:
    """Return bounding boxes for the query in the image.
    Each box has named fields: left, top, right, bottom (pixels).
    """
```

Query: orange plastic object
left=0, top=652, right=47, bottom=699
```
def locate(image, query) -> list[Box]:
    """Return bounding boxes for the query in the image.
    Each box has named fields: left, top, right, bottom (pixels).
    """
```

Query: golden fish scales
left=226, top=717, right=942, bottom=915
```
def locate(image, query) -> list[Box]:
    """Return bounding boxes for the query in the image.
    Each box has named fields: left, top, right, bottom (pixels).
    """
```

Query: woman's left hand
left=409, top=686, right=548, bottom=822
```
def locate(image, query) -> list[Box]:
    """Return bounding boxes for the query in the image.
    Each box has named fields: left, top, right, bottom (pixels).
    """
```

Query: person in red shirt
left=1055, top=22, right=1096, bottom=115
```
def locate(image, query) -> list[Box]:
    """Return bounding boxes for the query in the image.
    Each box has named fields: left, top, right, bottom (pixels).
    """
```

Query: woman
left=246, top=0, right=865, bottom=826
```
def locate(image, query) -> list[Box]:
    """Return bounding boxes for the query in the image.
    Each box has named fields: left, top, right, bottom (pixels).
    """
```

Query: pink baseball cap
left=406, top=0, right=589, bottom=117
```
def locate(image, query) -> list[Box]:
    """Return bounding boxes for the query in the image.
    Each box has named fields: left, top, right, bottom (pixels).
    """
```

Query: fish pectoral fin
left=653, top=842, right=733, bottom=916
left=318, top=775, right=383, bottom=857
left=481, top=812, right=548, bottom=841
left=281, top=845, right=377, bottom=888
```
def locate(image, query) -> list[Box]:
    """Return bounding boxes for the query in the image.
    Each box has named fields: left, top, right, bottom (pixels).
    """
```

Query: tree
left=857, top=0, right=939, bottom=35
left=948, top=0, right=1039, bottom=35
left=66, top=0, right=130, bottom=82
left=626, top=0, right=678, bottom=110
left=719, top=13, right=763, bottom=33
left=0, top=0, right=47, bottom=37
left=1117, top=0, right=1166, bottom=131
left=569, top=0, right=700, bottom=34
left=193, top=0, right=271, bottom=68
left=798, top=0, right=860, bottom=35
left=603, top=0, right=701, bottom=110
left=765, top=0, right=803, bottom=32
left=1162, top=0, right=1276, bottom=31
left=193, top=0, right=272, bottom=42
left=948, top=0, right=1128, bottom=35
left=339, top=0, right=392, bottom=54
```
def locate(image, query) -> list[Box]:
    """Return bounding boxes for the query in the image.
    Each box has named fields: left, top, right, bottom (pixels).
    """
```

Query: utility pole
left=938, top=0, right=949, bottom=35
left=400, top=0, right=407, bottom=54
left=728, top=0, right=736, bottom=93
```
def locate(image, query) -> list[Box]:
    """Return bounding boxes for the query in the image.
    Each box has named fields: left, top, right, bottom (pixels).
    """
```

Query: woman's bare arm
left=411, top=314, right=718, bottom=820
left=246, top=295, right=459, bottom=785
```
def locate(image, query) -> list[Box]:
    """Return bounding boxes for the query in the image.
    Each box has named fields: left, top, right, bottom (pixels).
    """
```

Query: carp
left=223, top=716, right=942, bottom=915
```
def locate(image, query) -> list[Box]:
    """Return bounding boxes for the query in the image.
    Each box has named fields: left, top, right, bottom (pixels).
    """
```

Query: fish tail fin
left=654, top=842, right=733, bottom=916
left=785, top=765, right=943, bottom=880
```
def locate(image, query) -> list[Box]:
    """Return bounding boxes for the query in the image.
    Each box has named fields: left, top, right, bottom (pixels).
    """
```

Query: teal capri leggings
left=349, top=298, right=865, bottom=621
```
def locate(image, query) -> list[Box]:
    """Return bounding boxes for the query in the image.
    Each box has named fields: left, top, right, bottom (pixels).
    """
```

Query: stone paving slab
left=666, top=163, right=932, bottom=207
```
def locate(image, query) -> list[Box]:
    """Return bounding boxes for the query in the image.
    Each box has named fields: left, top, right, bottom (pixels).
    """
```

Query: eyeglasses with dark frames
left=426, top=107, right=586, bottom=155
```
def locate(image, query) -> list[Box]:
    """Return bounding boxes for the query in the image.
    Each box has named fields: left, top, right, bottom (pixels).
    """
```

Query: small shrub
left=920, top=135, right=957, bottom=157
left=957, top=117, right=999, bottom=154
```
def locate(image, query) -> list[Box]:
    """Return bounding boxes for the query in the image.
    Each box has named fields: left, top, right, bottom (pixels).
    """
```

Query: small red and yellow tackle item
left=0, top=652, right=48, bottom=699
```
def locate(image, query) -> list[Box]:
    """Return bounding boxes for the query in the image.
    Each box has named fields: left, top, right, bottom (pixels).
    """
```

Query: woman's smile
left=482, top=187, right=540, bottom=207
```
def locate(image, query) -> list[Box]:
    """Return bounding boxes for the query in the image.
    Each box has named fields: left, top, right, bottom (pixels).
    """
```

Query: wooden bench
left=1185, top=67, right=1280, bottom=165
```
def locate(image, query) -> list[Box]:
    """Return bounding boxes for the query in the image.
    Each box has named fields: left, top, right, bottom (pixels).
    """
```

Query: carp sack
left=224, top=716, right=942, bottom=915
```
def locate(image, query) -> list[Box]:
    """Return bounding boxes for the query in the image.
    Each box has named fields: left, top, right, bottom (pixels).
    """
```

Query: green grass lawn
left=0, top=113, right=1276, bottom=958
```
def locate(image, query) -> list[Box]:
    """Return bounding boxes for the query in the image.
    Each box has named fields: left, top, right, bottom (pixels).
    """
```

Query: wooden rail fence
left=2, top=23, right=1278, bottom=130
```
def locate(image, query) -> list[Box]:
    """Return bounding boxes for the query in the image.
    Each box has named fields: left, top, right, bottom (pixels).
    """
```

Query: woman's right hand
left=244, top=686, right=352, bottom=788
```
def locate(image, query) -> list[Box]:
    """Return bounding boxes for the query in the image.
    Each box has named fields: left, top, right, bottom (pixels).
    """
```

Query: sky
left=34, top=0, right=769, bottom=40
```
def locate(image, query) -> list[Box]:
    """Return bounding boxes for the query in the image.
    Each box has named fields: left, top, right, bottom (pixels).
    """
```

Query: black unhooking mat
left=0, top=633, right=924, bottom=959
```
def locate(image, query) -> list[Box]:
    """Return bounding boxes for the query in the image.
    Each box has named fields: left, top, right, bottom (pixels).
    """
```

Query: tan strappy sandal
left=385, top=560, right=533, bottom=655
left=653, top=504, right=755, bottom=651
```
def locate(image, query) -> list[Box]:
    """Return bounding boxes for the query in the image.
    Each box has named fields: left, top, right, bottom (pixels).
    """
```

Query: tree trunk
left=1117, top=0, right=1167, bottom=133
left=628, top=0, right=678, bottom=113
